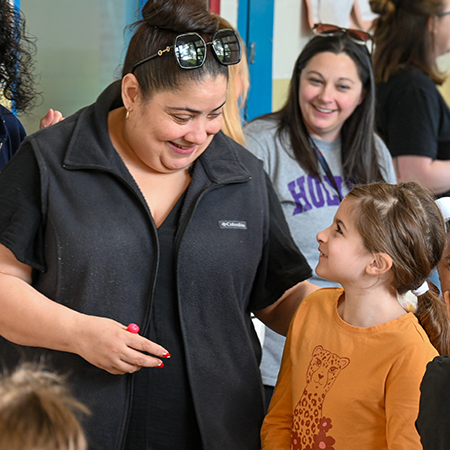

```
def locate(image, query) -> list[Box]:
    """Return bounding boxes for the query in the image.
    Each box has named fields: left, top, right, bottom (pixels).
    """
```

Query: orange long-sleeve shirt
left=262, top=288, right=438, bottom=450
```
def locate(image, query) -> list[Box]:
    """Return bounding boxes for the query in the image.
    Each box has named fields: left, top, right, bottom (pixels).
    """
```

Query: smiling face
left=316, top=198, right=373, bottom=285
left=298, top=51, right=364, bottom=142
left=122, top=74, right=227, bottom=174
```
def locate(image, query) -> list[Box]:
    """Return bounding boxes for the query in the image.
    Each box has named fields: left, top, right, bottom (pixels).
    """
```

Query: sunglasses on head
left=310, top=23, right=374, bottom=54
left=131, top=28, right=241, bottom=73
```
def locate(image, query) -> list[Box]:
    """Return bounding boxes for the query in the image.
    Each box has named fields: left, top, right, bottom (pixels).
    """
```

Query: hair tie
left=436, top=197, right=450, bottom=222
left=412, top=281, right=429, bottom=297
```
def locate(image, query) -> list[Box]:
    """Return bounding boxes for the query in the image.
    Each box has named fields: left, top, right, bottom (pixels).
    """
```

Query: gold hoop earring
left=125, top=109, right=130, bottom=120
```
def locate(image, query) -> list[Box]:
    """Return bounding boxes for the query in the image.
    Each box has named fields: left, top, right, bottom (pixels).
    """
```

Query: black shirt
left=376, top=68, right=450, bottom=197
left=416, top=356, right=450, bottom=450
left=125, top=191, right=203, bottom=449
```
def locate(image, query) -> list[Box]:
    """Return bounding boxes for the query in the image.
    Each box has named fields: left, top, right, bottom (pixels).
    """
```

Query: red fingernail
left=157, top=361, right=164, bottom=368
left=162, top=352, right=171, bottom=358
left=127, top=323, right=140, bottom=334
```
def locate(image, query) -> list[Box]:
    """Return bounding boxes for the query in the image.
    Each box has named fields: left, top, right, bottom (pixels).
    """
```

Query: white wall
left=221, top=0, right=308, bottom=78
left=220, top=0, right=239, bottom=28
left=273, top=0, right=309, bottom=80
left=220, top=0, right=308, bottom=111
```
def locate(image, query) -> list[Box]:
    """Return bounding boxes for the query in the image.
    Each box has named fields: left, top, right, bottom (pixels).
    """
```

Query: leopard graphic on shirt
left=291, top=345, right=350, bottom=450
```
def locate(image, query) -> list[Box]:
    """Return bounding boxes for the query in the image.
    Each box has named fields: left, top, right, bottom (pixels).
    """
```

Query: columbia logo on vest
left=218, top=220, right=247, bottom=230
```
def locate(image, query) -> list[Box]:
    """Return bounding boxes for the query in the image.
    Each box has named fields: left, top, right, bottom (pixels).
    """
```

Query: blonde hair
left=0, top=363, right=89, bottom=450
left=347, top=182, right=450, bottom=355
left=215, top=15, right=249, bottom=146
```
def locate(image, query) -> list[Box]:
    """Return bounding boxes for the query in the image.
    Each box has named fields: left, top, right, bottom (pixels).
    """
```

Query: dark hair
left=347, top=182, right=450, bottom=355
left=122, top=0, right=228, bottom=99
left=0, top=0, right=38, bottom=113
left=255, top=34, right=384, bottom=184
left=370, top=0, right=445, bottom=84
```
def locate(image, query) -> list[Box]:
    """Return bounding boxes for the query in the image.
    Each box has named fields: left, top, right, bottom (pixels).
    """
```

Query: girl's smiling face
left=298, top=51, right=364, bottom=142
left=316, top=198, right=373, bottom=285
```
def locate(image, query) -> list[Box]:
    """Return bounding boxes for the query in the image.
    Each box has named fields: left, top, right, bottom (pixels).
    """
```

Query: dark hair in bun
left=122, top=0, right=228, bottom=98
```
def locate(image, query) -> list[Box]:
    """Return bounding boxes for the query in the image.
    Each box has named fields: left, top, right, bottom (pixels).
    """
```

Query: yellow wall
left=437, top=54, right=450, bottom=107
left=272, top=78, right=290, bottom=112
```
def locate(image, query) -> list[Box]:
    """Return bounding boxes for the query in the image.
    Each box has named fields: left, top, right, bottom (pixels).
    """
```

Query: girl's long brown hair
left=348, top=182, right=450, bottom=355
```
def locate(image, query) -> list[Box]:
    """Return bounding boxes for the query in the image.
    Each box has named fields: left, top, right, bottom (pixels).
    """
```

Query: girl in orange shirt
left=262, top=182, right=450, bottom=450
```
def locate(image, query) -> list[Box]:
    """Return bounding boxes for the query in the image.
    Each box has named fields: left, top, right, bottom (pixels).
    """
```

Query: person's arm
left=254, top=281, right=318, bottom=336
left=385, top=343, right=439, bottom=449
left=379, top=74, right=449, bottom=192
left=0, top=243, right=169, bottom=375
left=250, top=167, right=317, bottom=335
left=395, top=155, right=450, bottom=195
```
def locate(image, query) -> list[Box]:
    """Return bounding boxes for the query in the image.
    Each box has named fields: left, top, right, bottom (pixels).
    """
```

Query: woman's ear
left=366, top=252, right=392, bottom=276
left=121, top=73, right=140, bottom=112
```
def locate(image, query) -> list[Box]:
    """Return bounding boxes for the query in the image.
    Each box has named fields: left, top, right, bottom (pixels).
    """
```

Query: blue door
left=238, top=0, right=275, bottom=122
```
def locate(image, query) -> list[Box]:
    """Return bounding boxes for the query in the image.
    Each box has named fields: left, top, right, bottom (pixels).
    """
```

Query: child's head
left=0, top=363, right=89, bottom=450
left=347, top=182, right=445, bottom=295
left=345, top=182, right=450, bottom=354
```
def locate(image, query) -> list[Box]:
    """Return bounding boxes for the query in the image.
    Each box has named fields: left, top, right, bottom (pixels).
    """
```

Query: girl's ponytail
left=414, top=281, right=450, bottom=355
